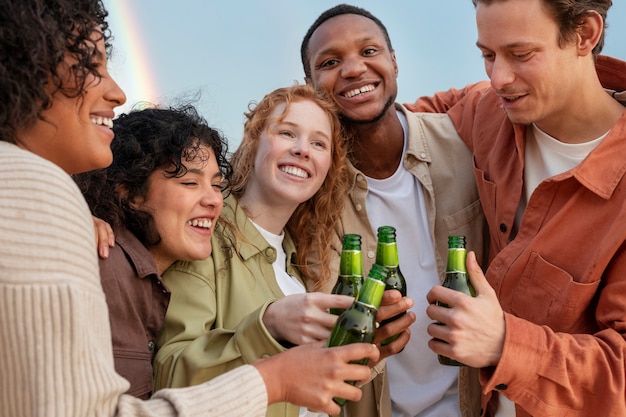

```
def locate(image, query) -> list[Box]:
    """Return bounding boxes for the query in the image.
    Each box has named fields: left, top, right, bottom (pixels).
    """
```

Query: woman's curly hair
left=0, top=0, right=110, bottom=143
left=230, top=84, right=350, bottom=291
left=74, top=104, right=233, bottom=248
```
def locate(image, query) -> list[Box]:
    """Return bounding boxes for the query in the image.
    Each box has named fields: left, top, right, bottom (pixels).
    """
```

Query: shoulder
left=0, top=143, right=98, bottom=288
left=398, top=105, right=465, bottom=151
left=0, top=142, right=89, bottom=208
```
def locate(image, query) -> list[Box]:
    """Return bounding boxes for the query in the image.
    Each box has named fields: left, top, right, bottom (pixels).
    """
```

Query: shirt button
left=148, top=341, right=155, bottom=352
left=419, top=152, right=427, bottom=159
left=356, top=204, right=362, bottom=211
left=499, top=223, right=507, bottom=233
left=367, top=251, right=375, bottom=259
left=495, top=383, right=508, bottom=390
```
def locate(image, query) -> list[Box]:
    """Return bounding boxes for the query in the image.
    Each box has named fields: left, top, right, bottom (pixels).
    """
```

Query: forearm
left=481, top=313, right=626, bottom=415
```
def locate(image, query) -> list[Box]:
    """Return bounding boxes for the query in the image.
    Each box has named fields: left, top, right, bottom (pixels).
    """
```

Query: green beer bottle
left=330, top=234, right=364, bottom=315
left=375, top=226, right=407, bottom=345
left=437, top=235, right=475, bottom=366
left=326, top=263, right=389, bottom=406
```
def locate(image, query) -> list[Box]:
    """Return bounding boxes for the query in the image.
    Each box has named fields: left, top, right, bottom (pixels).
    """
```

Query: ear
left=391, top=50, right=399, bottom=78
left=576, top=10, right=603, bottom=57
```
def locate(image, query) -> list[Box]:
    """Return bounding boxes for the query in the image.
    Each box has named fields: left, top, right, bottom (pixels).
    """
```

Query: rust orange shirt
left=407, top=55, right=626, bottom=417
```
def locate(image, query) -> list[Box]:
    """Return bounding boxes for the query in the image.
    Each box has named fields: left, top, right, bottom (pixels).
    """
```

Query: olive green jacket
left=153, top=195, right=302, bottom=417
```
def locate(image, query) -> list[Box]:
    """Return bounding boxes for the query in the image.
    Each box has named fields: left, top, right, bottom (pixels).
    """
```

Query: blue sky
left=105, top=1, right=626, bottom=147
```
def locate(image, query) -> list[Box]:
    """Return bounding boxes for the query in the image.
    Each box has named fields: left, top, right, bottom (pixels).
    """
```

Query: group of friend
left=1, top=1, right=625, bottom=417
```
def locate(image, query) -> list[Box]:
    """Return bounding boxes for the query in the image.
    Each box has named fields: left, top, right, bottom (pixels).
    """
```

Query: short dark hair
left=75, top=104, right=232, bottom=248
left=0, top=0, right=111, bottom=143
left=300, top=4, right=393, bottom=79
left=472, top=0, right=612, bottom=56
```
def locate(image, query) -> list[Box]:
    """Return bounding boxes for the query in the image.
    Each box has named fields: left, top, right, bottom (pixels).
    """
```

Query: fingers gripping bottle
left=437, top=235, right=476, bottom=366
left=326, top=263, right=389, bottom=406
left=330, top=234, right=364, bottom=315
left=375, top=226, right=407, bottom=345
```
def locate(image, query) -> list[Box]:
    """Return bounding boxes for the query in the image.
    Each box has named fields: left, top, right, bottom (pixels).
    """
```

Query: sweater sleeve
left=0, top=145, right=267, bottom=417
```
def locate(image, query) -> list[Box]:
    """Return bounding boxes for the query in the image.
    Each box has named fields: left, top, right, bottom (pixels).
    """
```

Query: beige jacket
left=322, top=105, right=486, bottom=417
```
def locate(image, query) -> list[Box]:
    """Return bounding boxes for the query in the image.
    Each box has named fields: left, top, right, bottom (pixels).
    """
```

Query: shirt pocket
left=510, top=252, right=600, bottom=332
left=113, top=348, right=154, bottom=399
left=443, top=199, right=483, bottom=231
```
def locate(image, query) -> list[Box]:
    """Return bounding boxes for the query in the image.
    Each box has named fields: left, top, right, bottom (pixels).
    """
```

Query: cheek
left=216, top=200, right=224, bottom=217
left=316, top=154, right=333, bottom=180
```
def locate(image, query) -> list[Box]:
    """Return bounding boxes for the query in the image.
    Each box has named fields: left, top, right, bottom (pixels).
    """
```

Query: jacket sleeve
left=404, top=81, right=494, bottom=154
left=153, top=259, right=286, bottom=391
left=480, top=253, right=626, bottom=416
left=0, top=151, right=268, bottom=417
left=404, top=81, right=491, bottom=113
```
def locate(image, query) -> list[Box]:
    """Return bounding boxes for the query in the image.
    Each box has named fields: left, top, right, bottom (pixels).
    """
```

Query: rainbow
left=106, top=0, right=160, bottom=112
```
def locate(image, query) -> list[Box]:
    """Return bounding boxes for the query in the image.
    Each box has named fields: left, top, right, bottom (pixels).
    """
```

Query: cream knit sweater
left=0, top=141, right=267, bottom=417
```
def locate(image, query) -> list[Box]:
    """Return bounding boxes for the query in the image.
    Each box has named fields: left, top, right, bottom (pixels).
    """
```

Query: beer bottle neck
left=376, top=241, right=399, bottom=268
left=446, top=248, right=467, bottom=273
left=340, top=249, right=363, bottom=276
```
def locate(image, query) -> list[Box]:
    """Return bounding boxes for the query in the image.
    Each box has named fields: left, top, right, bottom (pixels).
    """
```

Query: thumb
left=466, top=251, right=490, bottom=295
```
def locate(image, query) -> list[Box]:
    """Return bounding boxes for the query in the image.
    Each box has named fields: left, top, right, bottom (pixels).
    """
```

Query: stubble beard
left=339, top=96, right=395, bottom=126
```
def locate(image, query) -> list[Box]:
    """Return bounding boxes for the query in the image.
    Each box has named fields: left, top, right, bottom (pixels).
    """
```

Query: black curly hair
left=0, top=0, right=111, bottom=143
left=74, top=104, right=233, bottom=248
left=300, top=4, right=393, bottom=79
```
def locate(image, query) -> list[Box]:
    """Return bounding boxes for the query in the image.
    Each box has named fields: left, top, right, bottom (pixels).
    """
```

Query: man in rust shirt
left=409, top=0, right=626, bottom=416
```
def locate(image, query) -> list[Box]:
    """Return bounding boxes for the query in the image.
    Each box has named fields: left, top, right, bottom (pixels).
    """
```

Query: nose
left=200, top=184, right=224, bottom=208
left=341, top=54, right=367, bottom=79
left=487, top=57, right=515, bottom=91
left=105, top=74, right=127, bottom=108
left=292, top=137, right=310, bottom=159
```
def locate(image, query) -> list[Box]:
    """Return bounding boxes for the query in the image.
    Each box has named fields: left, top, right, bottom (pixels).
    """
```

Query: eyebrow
left=186, top=168, right=223, bottom=180
left=315, top=35, right=381, bottom=58
left=476, top=40, right=537, bottom=50
left=280, top=120, right=332, bottom=141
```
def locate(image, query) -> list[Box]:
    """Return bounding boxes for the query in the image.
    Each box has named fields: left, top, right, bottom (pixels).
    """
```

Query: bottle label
left=358, top=278, right=386, bottom=308
left=340, top=250, right=363, bottom=276
left=377, top=242, right=399, bottom=267
left=446, top=248, right=467, bottom=273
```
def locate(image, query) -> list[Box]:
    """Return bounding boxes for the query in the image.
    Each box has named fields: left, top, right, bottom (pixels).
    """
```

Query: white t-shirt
left=252, top=222, right=326, bottom=417
left=367, top=111, right=460, bottom=417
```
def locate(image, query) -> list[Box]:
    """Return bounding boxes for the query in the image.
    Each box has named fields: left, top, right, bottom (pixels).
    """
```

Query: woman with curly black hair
left=74, top=104, right=232, bottom=399
left=0, top=1, right=377, bottom=416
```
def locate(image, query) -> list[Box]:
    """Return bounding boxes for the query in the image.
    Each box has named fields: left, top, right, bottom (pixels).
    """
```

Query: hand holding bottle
left=425, top=251, right=506, bottom=368
left=373, top=290, right=416, bottom=361
left=374, top=226, right=408, bottom=343
left=254, top=340, right=379, bottom=415
left=263, top=292, right=354, bottom=345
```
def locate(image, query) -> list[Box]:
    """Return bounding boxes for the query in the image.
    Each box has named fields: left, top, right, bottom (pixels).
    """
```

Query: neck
left=237, top=193, right=295, bottom=235
left=345, top=107, right=404, bottom=179
left=537, top=73, right=625, bottom=144
left=149, top=250, right=174, bottom=276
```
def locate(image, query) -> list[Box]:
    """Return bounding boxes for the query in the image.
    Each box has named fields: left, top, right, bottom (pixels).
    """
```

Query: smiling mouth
left=91, top=116, right=113, bottom=128
left=280, top=165, right=309, bottom=179
left=188, top=218, right=213, bottom=229
left=342, top=84, right=376, bottom=98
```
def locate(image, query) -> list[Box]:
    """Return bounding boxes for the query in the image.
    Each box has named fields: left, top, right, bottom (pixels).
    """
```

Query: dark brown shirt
left=99, top=227, right=170, bottom=399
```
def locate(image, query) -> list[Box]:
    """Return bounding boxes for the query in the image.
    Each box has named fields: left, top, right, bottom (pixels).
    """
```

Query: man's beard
left=339, top=96, right=395, bottom=125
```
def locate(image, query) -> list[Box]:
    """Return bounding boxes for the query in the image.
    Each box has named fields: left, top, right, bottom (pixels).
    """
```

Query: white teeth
left=344, top=84, right=375, bottom=98
left=280, top=165, right=309, bottom=178
left=91, top=116, right=113, bottom=128
left=187, top=219, right=213, bottom=229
